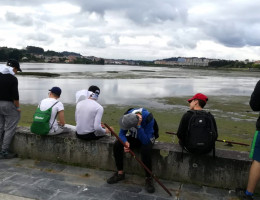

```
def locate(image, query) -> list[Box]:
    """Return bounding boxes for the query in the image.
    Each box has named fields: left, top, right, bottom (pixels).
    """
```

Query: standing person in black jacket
left=0, top=59, right=22, bottom=159
left=237, top=80, right=260, bottom=200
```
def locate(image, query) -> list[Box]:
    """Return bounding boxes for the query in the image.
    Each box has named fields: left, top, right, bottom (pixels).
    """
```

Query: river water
left=18, top=63, right=259, bottom=106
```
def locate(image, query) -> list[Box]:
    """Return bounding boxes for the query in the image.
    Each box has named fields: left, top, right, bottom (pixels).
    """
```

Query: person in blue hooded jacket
left=107, top=108, right=156, bottom=193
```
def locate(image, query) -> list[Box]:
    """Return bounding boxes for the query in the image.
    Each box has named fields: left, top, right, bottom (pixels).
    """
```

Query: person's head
left=6, top=59, right=22, bottom=73
left=119, top=113, right=140, bottom=130
left=187, top=93, right=208, bottom=110
left=49, top=87, right=62, bottom=98
left=88, top=85, right=100, bottom=100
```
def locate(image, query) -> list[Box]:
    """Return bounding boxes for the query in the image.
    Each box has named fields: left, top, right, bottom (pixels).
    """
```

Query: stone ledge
left=11, top=127, right=253, bottom=190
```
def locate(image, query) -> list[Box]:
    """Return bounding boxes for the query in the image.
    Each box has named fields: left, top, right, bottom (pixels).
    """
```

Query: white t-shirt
left=75, top=98, right=106, bottom=136
left=39, top=98, right=64, bottom=133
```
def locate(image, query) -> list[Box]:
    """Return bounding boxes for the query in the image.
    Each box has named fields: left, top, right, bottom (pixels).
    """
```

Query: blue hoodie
left=119, top=108, right=154, bottom=145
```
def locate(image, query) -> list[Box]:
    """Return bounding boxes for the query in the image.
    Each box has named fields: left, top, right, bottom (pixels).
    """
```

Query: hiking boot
left=145, top=177, right=155, bottom=193
left=0, top=150, right=17, bottom=159
left=236, top=189, right=254, bottom=200
left=107, top=172, right=125, bottom=184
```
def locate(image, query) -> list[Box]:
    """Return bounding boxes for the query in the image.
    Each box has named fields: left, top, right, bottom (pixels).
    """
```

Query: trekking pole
left=165, top=131, right=250, bottom=147
left=104, top=123, right=172, bottom=196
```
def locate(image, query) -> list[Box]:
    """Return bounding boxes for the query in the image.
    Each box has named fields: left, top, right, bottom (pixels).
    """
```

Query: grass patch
left=20, top=96, right=256, bottom=152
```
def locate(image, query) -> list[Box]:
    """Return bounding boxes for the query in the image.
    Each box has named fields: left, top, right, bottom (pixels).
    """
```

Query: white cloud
left=0, top=0, right=260, bottom=60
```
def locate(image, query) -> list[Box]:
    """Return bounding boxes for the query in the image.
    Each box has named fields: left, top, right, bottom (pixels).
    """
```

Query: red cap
left=187, top=93, right=208, bottom=103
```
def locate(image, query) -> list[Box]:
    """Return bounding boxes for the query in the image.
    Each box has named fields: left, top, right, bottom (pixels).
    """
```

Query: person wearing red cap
left=177, top=93, right=218, bottom=154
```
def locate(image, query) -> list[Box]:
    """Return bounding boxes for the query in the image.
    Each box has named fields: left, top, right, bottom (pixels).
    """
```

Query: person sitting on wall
left=31, top=86, right=72, bottom=135
left=107, top=108, right=156, bottom=194
left=177, top=93, right=218, bottom=155
left=75, top=85, right=112, bottom=140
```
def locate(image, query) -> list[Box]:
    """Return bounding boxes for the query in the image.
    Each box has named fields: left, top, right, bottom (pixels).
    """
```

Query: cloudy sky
left=0, top=0, right=260, bottom=61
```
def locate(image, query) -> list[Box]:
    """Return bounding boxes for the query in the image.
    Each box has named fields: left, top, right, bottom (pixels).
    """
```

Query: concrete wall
left=11, top=127, right=253, bottom=190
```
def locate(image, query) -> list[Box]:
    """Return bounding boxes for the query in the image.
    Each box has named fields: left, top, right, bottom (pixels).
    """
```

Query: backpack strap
left=207, top=111, right=217, bottom=158
left=49, top=101, right=59, bottom=130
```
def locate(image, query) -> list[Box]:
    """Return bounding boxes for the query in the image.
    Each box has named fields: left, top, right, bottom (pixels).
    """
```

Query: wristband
left=16, top=107, right=20, bottom=109
left=137, top=125, right=141, bottom=128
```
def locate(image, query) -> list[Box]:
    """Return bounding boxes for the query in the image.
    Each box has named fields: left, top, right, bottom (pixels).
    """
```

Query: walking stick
left=165, top=131, right=250, bottom=146
left=104, top=123, right=172, bottom=196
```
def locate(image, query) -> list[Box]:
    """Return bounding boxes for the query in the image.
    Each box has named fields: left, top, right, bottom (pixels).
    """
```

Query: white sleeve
left=57, top=102, right=64, bottom=112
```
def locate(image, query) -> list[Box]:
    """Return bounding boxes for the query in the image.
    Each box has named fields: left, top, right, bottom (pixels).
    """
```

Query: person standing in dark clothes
left=237, top=80, right=260, bottom=200
left=0, top=59, right=22, bottom=159
left=107, top=108, right=156, bottom=193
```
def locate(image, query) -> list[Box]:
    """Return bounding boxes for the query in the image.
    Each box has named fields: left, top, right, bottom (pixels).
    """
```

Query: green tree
left=26, top=46, right=44, bottom=54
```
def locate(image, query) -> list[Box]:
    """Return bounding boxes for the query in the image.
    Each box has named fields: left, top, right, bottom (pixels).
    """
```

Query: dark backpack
left=124, top=108, right=159, bottom=139
left=184, top=110, right=217, bottom=155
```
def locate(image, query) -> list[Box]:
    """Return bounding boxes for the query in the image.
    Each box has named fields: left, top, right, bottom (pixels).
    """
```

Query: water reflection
left=17, top=63, right=259, bottom=106
left=18, top=76, right=257, bottom=106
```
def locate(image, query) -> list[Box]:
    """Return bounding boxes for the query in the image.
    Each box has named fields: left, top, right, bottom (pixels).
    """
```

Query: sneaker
left=145, top=177, right=155, bottom=193
left=0, top=151, right=17, bottom=159
left=107, top=172, right=125, bottom=184
left=236, top=189, right=254, bottom=200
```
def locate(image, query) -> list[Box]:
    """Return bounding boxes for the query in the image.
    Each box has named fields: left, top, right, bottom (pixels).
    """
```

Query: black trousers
left=76, top=132, right=104, bottom=140
left=113, top=136, right=153, bottom=177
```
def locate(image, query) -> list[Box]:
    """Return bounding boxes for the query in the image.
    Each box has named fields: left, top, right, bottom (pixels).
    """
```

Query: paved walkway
left=0, top=158, right=258, bottom=200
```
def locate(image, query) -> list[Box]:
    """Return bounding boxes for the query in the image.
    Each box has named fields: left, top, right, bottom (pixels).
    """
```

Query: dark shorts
left=250, top=130, right=260, bottom=161
left=75, top=132, right=104, bottom=141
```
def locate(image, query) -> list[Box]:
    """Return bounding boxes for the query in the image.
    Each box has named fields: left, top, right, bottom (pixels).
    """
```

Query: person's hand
left=124, top=141, right=130, bottom=153
left=105, top=127, right=111, bottom=134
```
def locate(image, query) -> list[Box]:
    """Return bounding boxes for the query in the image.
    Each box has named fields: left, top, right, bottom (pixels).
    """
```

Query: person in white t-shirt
left=39, top=87, right=70, bottom=135
left=75, top=85, right=112, bottom=140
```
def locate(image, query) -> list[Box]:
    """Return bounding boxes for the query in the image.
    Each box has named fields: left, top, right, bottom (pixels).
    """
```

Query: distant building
left=254, top=60, right=260, bottom=65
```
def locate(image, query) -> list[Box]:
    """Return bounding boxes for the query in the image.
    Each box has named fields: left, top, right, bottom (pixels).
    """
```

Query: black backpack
left=124, top=108, right=159, bottom=139
left=184, top=110, right=217, bottom=155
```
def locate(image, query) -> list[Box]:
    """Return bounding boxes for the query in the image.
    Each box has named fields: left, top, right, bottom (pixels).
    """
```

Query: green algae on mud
left=17, top=72, right=60, bottom=77
left=20, top=95, right=256, bottom=152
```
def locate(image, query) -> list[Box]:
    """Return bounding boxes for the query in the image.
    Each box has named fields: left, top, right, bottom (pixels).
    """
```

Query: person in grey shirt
left=0, top=59, right=22, bottom=159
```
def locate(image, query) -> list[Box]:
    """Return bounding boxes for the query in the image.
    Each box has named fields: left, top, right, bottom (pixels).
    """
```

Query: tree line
left=0, top=46, right=104, bottom=65
left=208, top=60, right=259, bottom=69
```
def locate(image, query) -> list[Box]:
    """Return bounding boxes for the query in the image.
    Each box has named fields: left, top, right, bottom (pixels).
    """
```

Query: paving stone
left=7, top=174, right=39, bottom=185
left=0, top=171, right=16, bottom=181
left=0, top=181, right=22, bottom=193
left=10, top=185, right=56, bottom=200
left=49, top=191, right=91, bottom=200
left=77, top=185, right=115, bottom=199
left=35, top=178, right=83, bottom=193
left=203, top=186, right=229, bottom=197
left=0, top=158, right=243, bottom=200
left=34, top=160, right=54, bottom=169
left=110, top=190, right=156, bottom=200
left=0, top=192, right=35, bottom=200
left=178, top=191, right=221, bottom=200
left=181, top=183, right=204, bottom=193
left=103, top=182, right=142, bottom=193
left=30, top=170, right=66, bottom=181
